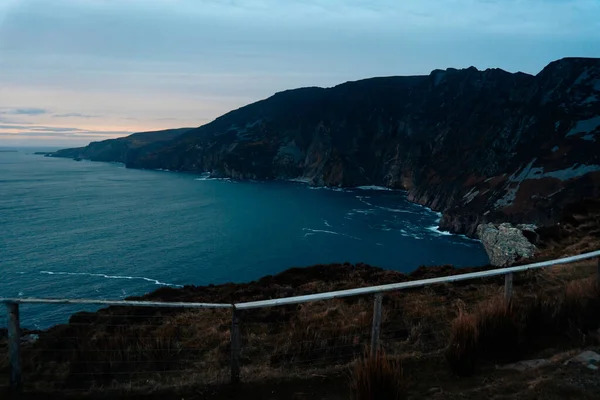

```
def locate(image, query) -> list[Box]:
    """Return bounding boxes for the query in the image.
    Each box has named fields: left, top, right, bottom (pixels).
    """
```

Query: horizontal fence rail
left=2, top=249, right=600, bottom=392
left=235, top=249, right=600, bottom=309
left=4, top=250, right=600, bottom=310
left=0, top=298, right=233, bottom=309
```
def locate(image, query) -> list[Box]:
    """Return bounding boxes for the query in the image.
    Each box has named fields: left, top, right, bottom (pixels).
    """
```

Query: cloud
left=11, top=131, right=130, bottom=138
left=0, top=123, right=131, bottom=139
left=52, top=112, right=100, bottom=118
left=0, top=0, right=598, bottom=147
left=0, top=107, right=49, bottom=115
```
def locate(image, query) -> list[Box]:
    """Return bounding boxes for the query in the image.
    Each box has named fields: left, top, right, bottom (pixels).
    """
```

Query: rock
left=565, top=350, right=600, bottom=370
left=498, top=359, right=549, bottom=372
left=20, top=333, right=39, bottom=344
left=476, top=223, right=538, bottom=266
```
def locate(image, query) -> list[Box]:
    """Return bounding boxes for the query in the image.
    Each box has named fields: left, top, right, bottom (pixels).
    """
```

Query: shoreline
left=39, top=152, right=476, bottom=243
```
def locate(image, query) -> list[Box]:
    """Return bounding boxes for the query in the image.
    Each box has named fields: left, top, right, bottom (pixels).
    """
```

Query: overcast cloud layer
left=1, top=0, right=599, bottom=146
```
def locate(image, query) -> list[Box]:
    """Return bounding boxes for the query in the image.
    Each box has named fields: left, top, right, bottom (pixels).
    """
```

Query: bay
left=0, top=148, right=488, bottom=328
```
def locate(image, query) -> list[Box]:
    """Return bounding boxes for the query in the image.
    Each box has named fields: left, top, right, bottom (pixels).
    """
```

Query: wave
left=354, top=185, right=393, bottom=191
left=288, top=177, right=311, bottom=183
left=376, top=206, right=420, bottom=215
left=194, top=177, right=236, bottom=183
left=351, top=208, right=376, bottom=215
left=302, top=228, right=362, bottom=241
left=323, top=220, right=332, bottom=227
left=356, top=196, right=374, bottom=207
left=307, top=186, right=347, bottom=192
left=39, top=271, right=183, bottom=288
left=426, top=225, right=453, bottom=236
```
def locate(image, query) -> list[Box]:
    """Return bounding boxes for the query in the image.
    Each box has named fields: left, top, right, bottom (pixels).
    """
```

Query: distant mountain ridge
left=52, top=127, right=193, bottom=163
left=51, top=57, right=600, bottom=237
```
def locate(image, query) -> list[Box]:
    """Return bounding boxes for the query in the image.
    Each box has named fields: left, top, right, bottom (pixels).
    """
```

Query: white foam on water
left=427, top=225, right=453, bottom=236
left=308, top=186, right=348, bottom=192
left=323, top=220, right=332, bottom=227
left=302, top=228, right=362, bottom=241
left=288, top=177, right=311, bottom=183
left=377, top=206, right=420, bottom=215
left=155, top=168, right=171, bottom=172
left=40, top=271, right=183, bottom=287
left=194, top=177, right=233, bottom=182
left=354, top=185, right=393, bottom=191
left=356, top=196, right=374, bottom=207
left=352, top=208, right=376, bottom=215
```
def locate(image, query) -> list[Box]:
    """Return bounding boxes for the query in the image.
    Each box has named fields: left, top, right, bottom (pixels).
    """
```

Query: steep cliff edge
left=52, top=57, right=600, bottom=237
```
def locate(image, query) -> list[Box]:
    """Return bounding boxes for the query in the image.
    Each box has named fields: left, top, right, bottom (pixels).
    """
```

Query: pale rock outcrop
left=476, top=223, right=538, bottom=267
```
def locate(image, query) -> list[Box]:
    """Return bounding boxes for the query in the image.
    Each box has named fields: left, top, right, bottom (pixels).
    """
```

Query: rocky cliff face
left=53, top=58, right=600, bottom=237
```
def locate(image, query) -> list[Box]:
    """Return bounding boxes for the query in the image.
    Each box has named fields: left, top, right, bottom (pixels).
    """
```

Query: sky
left=0, top=0, right=599, bottom=147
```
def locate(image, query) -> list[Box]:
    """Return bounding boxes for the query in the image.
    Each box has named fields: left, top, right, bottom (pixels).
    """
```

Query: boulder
left=565, top=350, right=600, bottom=370
left=476, top=223, right=538, bottom=266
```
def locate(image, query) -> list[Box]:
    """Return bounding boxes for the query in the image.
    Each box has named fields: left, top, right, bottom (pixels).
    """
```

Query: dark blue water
left=0, top=149, right=488, bottom=328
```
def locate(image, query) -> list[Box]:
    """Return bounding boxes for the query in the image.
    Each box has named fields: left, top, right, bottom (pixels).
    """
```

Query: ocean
left=0, top=148, right=489, bottom=328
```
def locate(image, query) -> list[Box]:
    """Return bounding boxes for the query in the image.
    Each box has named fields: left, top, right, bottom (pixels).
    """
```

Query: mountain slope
left=54, top=57, right=600, bottom=237
left=51, top=127, right=193, bottom=163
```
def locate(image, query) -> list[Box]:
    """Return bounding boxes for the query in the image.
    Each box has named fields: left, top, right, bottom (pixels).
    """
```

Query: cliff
left=52, top=57, right=600, bottom=237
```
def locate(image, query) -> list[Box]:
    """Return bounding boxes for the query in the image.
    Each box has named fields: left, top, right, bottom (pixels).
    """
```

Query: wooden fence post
left=230, top=307, right=241, bottom=384
left=370, top=293, right=383, bottom=356
left=6, top=302, right=22, bottom=392
left=504, top=273, right=513, bottom=303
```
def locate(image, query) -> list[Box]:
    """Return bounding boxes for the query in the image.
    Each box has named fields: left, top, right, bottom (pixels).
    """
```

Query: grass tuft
left=350, top=350, right=406, bottom=400
left=445, top=311, right=479, bottom=376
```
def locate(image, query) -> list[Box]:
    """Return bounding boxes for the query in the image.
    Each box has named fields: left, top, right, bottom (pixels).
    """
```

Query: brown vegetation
left=1, top=256, right=599, bottom=399
left=350, top=350, right=405, bottom=400
left=446, top=276, right=600, bottom=375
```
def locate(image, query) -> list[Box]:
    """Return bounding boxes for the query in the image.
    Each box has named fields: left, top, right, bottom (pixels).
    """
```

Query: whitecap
left=355, top=185, right=393, bottom=191
left=376, top=206, right=420, bottom=214
left=426, top=225, right=453, bottom=236
left=308, top=186, right=347, bottom=192
left=324, top=220, right=332, bottom=227
left=302, top=228, right=362, bottom=241
left=288, top=177, right=311, bottom=183
left=356, top=196, right=374, bottom=207
left=39, top=271, right=183, bottom=287
left=352, top=208, right=376, bottom=215
left=194, top=177, right=233, bottom=182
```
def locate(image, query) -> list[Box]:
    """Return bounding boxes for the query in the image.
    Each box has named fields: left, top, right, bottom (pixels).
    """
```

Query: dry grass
left=3, top=258, right=599, bottom=396
left=447, top=276, right=600, bottom=375
left=446, top=311, right=479, bottom=376
left=349, top=350, right=405, bottom=400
